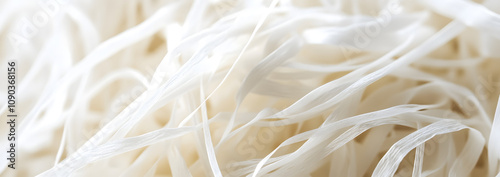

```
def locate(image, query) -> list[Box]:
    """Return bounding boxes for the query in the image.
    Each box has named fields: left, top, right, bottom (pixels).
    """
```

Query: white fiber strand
left=0, top=0, right=499, bottom=176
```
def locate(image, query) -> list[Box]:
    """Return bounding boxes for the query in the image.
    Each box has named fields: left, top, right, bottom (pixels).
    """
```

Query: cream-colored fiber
left=0, top=0, right=500, bottom=176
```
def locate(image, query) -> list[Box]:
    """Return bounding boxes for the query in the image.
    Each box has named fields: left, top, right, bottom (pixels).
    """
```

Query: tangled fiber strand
left=0, top=0, right=500, bottom=176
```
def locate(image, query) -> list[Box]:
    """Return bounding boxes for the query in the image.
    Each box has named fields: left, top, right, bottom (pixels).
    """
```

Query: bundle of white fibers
left=1, top=0, right=500, bottom=176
